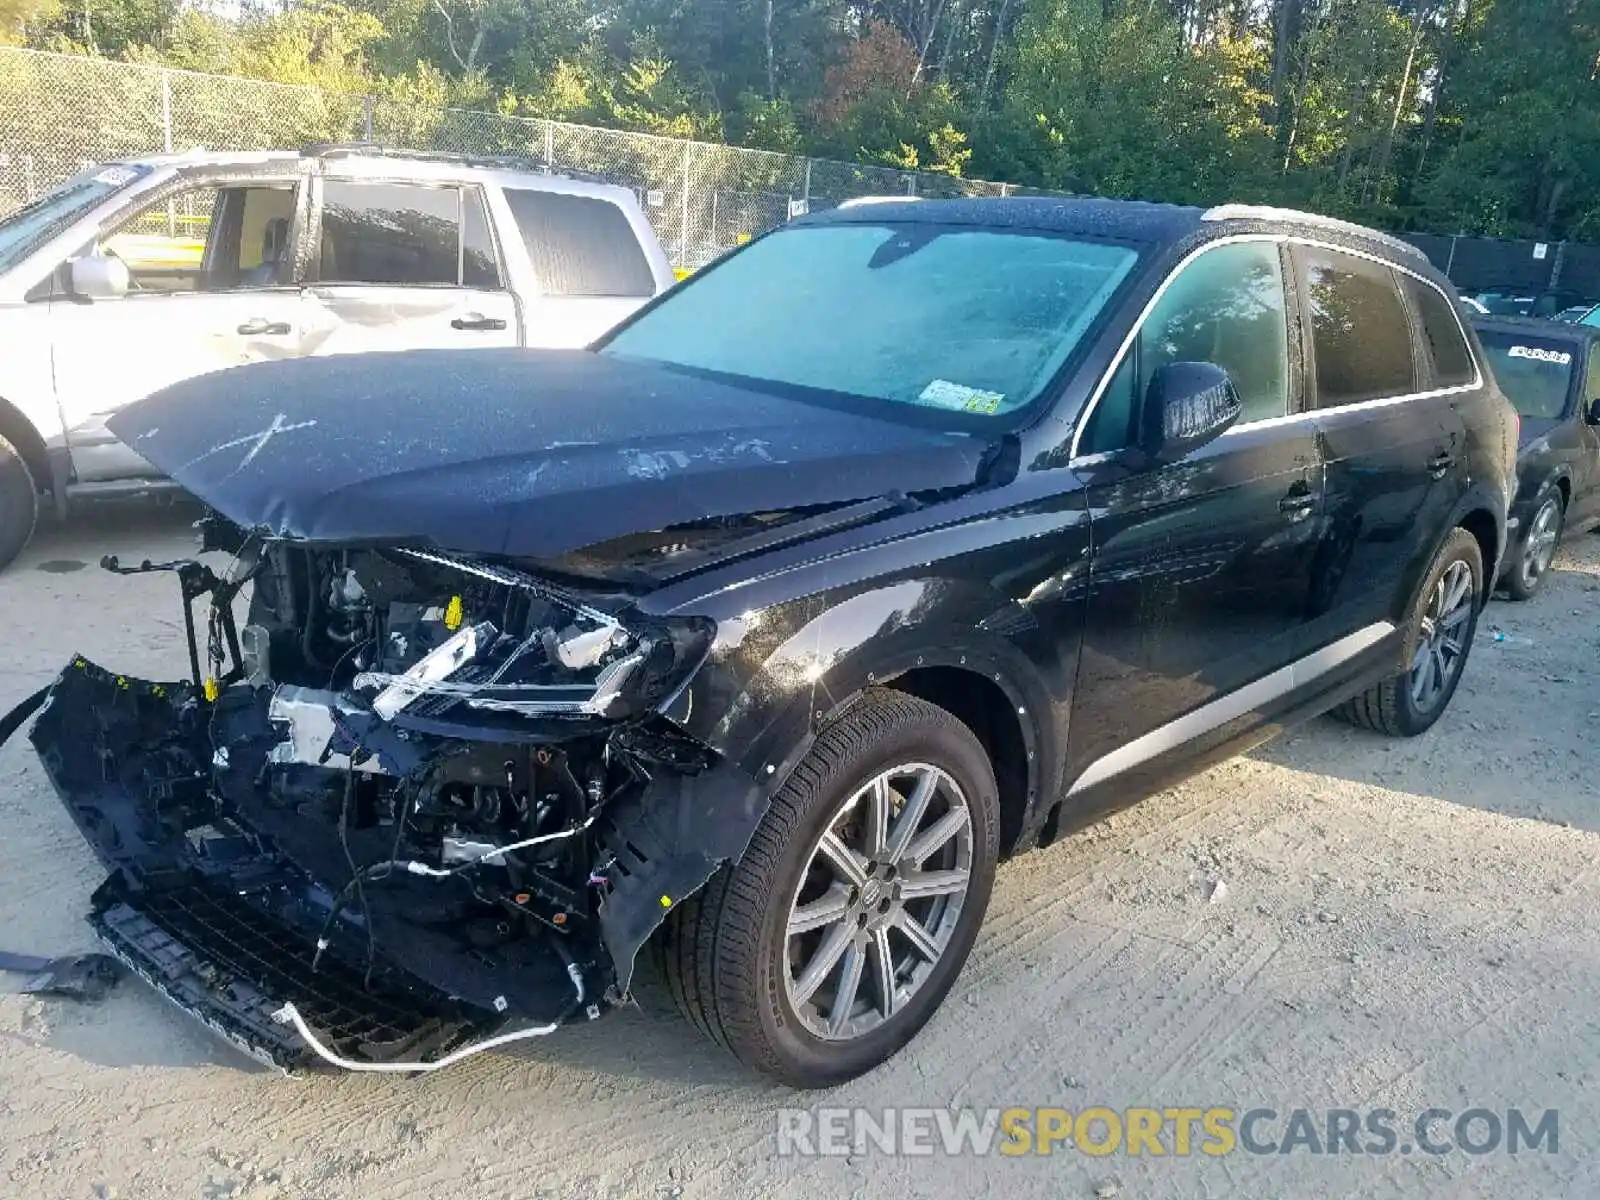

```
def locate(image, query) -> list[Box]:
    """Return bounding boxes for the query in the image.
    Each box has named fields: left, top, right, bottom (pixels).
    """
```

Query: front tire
left=1333, top=527, right=1484, bottom=737
left=0, top=434, right=39, bottom=573
left=1503, top=489, right=1563, bottom=601
left=653, top=689, right=1000, bottom=1088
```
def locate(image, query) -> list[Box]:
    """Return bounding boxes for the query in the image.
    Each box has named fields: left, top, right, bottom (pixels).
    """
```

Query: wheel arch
left=882, top=666, right=1033, bottom=858
left=0, top=394, right=53, bottom=499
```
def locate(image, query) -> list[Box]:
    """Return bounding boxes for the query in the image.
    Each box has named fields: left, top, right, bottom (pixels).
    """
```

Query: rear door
left=301, top=179, right=518, bottom=357
left=1573, top=347, right=1600, bottom=525
left=1295, top=245, right=1469, bottom=633
left=495, top=186, right=660, bottom=346
left=1066, top=238, right=1328, bottom=797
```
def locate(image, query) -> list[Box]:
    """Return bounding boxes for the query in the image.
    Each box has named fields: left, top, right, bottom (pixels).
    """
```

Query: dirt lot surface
left=0, top=505, right=1596, bottom=1200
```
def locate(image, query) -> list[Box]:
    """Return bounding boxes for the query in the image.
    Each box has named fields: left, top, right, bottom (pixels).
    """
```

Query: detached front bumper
left=19, top=659, right=573, bottom=1072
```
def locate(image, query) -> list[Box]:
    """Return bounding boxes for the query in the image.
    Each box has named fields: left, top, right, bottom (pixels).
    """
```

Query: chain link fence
left=0, top=46, right=1017, bottom=270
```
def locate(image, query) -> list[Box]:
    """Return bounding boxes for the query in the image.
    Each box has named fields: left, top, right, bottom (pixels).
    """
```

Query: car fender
left=599, top=575, right=1068, bottom=993
left=1393, top=480, right=1508, bottom=624
left=0, top=308, right=66, bottom=446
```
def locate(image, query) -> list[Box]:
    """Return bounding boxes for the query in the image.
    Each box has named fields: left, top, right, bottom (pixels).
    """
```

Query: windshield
left=600, top=222, right=1141, bottom=422
left=1478, top=331, right=1577, bottom=419
left=0, top=163, right=150, bottom=275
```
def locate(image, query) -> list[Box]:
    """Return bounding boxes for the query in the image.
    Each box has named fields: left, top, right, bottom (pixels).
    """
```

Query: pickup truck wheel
left=1332, top=527, right=1483, bottom=737
left=652, top=689, right=999, bottom=1088
left=0, top=435, right=39, bottom=572
left=1503, top=489, right=1563, bottom=601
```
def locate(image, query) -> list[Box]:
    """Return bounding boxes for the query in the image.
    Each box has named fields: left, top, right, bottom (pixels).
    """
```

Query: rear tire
left=0, top=435, right=39, bottom=573
left=1503, top=489, right=1563, bottom=601
left=1333, top=527, right=1483, bottom=737
left=652, top=688, right=1000, bottom=1088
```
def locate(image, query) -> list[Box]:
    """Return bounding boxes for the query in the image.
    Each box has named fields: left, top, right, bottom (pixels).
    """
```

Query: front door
left=300, top=179, right=519, bottom=358
left=1066, top=239, right=1328, bottom=799
left=49, top=177, right=308, bottom=480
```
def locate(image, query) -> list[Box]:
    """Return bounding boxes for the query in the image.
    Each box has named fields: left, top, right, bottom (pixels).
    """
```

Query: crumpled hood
left=108, top=349, right=990, bottom=558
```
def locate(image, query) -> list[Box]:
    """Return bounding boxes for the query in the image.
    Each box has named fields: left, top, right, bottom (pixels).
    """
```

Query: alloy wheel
left=783, top=763, right=973, bottom=1041
left=1520, top=497, right=1562, bottom=589
left=1409, top=559, right=1475, bottom=713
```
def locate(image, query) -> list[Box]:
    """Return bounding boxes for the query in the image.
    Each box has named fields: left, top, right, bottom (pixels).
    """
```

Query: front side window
left=1079, top=240, right=1290, bottom=454
left=104, top=183, right=297, bottom=293
left=318, top=182, right=501, bottom=287
left=1303, top=248, right=1416, bottom=407
left=601, top=222, right=1141, bottom=423
left=1476, top=330, right=1576, bottom=420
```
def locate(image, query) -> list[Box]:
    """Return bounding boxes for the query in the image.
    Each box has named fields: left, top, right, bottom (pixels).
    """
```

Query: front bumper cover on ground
left=15, top=658, right=555, bottom=1071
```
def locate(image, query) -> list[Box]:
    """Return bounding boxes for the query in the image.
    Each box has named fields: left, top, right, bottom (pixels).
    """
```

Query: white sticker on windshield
left=92, top=166, right=137, bottom=186
left=919, top=379, right=1006, bottom=415
left=1507, top=345, right=1572, bottom=366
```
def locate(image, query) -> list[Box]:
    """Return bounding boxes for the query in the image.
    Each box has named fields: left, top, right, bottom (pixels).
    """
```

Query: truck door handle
left=1279, top=482, right=1316, bottom=519
left=237, top=318, right=292, bottom=336
left=1427, top=451, right=1456, bottom=478
left=451, top=313, right=507, bottom=331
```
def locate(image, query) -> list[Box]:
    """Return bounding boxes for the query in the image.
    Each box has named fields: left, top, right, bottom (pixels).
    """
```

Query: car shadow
left=1252, top=545, right=1600, bottom=833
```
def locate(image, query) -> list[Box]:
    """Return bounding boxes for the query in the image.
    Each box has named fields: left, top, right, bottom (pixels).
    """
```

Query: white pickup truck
left=0, top=145, right=677, bottom=568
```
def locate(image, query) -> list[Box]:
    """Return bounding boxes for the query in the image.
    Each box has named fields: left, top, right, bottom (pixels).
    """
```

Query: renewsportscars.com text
left=776, top=1106, right=1559, bottom=1158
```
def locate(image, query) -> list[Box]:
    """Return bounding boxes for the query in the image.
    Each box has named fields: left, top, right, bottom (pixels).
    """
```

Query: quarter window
left=503, top=189, right=655, bottom=297
left=1303, top=248, right=1416, bottom=407
left=318, top=182, right=501, bottom=287
left=1402, top=276, right=1475, bottom=388
left=1080, top=240, right=1290, bottom=454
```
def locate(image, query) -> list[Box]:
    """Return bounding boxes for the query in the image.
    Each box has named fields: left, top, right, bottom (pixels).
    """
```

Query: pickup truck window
left=319, top=182, right=499, bottom=288
left=503, top=189, right=654, bottom=297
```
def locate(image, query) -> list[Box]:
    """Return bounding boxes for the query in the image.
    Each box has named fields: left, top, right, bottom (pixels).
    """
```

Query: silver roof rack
left=1201, top=204, right=1427, bottom=262
left=838, top=195, right=922, bottom=208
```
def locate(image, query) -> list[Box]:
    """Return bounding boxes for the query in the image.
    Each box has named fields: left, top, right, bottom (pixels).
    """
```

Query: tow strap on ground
left=0, top=685, right=49, bottom=749
left=0, top=949, right=123, bottom=1002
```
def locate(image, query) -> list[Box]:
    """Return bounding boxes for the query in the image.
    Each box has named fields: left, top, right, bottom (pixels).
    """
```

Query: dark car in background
left=13, top=199, right=1516, bottom=1088
left=1471, top=316, right=1600, bottom=598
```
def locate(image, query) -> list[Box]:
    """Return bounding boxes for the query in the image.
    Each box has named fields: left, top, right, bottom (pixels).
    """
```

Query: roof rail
left=838, top=195, right=922, bottom=208
left=1202, top=203, right=1427, bottom=262
left=302, top=143, right=616, bottom=186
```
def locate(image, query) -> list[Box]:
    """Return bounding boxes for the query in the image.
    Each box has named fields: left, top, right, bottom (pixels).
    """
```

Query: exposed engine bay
left=19, top=528, right=726, bottom=1072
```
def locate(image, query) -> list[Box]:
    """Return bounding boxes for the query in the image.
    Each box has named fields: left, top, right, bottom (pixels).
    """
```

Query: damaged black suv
left=14, top=198, right=1516, bottom=1087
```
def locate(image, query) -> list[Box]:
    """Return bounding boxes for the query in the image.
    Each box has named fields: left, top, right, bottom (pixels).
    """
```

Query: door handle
left=451, top=313, right=508, bottom=331
left=237, top=318, right=292, bottom=336
left=1427, top=451, right=1456, bottom=479
left=1278, top=483, right=1316, bottom=520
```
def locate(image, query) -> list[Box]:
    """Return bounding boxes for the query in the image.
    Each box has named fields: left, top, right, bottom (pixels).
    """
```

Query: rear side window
left=319, top=182, right=502, bottom=287
left=503, top=189, right=654, bottom=297
left=1302, top=248, right=1416, bottom=407
left=1403, top=276, right=1476, bottom=387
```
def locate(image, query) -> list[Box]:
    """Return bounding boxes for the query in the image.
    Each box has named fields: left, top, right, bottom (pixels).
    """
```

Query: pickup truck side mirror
left=69, top=252, right=129, bottom=301
left=1139, top=361, right=1243, bottom=462
left=1586, top=396, right=1600, bottom=425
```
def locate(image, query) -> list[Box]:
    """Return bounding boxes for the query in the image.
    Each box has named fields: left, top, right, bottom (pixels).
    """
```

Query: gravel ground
left=0, top=504, right=1596, bottom=1200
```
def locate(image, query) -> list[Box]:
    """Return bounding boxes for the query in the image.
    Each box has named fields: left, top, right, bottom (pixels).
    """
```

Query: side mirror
left=1587, top=397, right=1600, bottom=425
left=69, top=252, right=129, bottom=300
left=1140, top=361, right=1243, bottom=462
